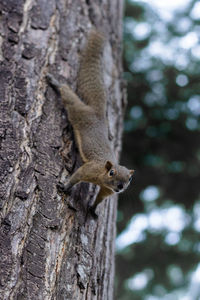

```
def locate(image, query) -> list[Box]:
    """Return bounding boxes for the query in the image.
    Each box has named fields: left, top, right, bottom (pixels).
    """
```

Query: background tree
left=116, top=0, right=200, bottom=299
left=0, top=0, right=124, bottom=299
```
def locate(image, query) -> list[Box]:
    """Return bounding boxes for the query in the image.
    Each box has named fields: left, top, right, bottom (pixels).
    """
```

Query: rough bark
left=0, top=1, right=125, bottom=299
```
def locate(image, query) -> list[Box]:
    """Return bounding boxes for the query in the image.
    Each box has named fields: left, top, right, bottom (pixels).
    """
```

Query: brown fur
left=47, top=30, right=134, bottom=216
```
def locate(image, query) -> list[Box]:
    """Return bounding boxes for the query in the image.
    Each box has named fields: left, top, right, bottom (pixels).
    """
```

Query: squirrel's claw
left=46, top=73, right=61, bottom=94
left=57, top=182, right=71, bottom=195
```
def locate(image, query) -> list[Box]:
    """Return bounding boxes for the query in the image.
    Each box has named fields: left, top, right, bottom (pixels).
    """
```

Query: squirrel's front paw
left=57, top=182, right=71, bottom=195
left=88, top=206, right=98, bottom=219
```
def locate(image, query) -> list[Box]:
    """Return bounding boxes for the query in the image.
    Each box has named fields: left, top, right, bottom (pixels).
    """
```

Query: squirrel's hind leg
left=60, top=85, right=83, bottom=107
left=46, top=73, right=85, bottom=107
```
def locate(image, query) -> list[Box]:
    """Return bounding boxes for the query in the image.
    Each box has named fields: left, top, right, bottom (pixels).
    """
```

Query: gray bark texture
left=0, top=0, right=125, bottom=299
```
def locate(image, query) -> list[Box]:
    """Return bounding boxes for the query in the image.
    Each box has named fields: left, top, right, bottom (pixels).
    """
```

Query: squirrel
left=47, top=30, right=134, bottom=217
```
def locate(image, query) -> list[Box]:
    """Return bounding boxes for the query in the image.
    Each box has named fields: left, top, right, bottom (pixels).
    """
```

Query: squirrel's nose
left=117, top=183, right=124, bottom=190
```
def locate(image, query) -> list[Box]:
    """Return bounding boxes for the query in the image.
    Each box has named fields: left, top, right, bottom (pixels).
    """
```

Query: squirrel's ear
left=105, top=161, right=113, bottom=171
left=130, top=170, right=135, bottom=175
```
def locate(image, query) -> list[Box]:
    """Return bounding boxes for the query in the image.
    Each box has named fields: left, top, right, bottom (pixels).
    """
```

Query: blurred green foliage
left=116, top=0, right=200, bottom=299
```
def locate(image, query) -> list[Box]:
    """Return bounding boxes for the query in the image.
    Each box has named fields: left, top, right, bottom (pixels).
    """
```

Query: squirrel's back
left=78, top=30, right=106, bottom=118
left=73, top=115, right=114, bottom=163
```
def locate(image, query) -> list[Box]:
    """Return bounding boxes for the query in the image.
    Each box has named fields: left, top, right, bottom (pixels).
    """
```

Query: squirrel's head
left=100, top=161, right=134, bottom=193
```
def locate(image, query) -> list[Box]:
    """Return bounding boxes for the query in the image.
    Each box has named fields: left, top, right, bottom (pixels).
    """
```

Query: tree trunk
left=0, top=1, right=124, bottom=299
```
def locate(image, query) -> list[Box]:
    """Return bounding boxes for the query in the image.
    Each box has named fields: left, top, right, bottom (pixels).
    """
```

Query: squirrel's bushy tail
left=77, top=30, right=106, bottom=117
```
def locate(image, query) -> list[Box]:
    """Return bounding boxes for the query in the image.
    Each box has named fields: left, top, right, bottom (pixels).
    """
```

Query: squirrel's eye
left=109, top=170, right=114, bottom=176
